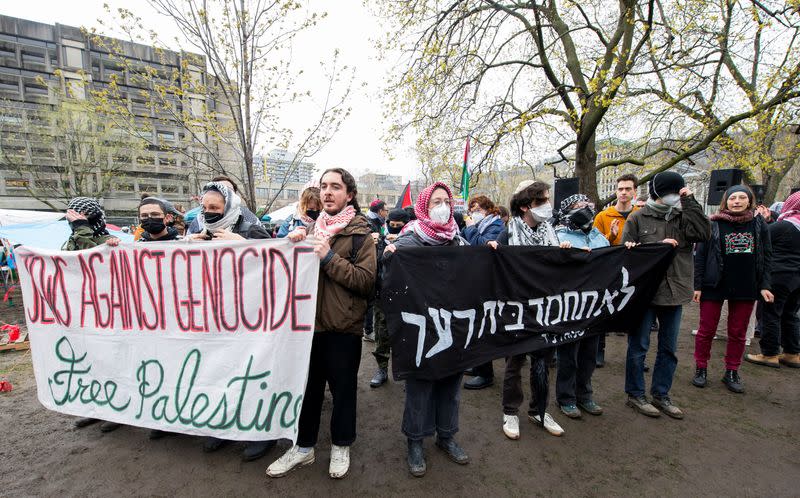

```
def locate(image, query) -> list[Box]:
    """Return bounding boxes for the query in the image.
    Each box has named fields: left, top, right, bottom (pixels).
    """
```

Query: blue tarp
left=184, top=206, right=201, bottom=221
left=0, top=220, right=135, bottom=250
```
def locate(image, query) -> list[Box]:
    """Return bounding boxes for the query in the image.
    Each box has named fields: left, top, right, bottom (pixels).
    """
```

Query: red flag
left=396, top=182, right=413, bottom=209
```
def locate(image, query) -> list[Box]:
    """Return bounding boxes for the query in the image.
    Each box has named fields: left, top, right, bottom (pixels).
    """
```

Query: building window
left=64, top=47, right=83, bottom=68
left=158, top=156, right=177, bottom=166
left=157, top=130, right=175, bottom=143
left=161, top=184, right=178, bottom=194
left=136, top=155, right=155, bottom=165
left=0, top=43, right=17, bottom=66
left=5, top=178, right=30, bottom=188
left=0, top=75, right=19, bottom=96
left=116, top=183, right=135, bottom=192
left=21, top=47, right=46, bottom=65
left=23, top=79, right=48, bottom=97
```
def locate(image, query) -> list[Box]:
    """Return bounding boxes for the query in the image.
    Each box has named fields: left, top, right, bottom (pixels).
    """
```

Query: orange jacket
left=593, top=205, right=639, bottom=246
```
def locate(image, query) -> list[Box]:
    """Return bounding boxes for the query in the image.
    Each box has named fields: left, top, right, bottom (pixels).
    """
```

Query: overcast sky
left=1, top=0, right=420, bottom=181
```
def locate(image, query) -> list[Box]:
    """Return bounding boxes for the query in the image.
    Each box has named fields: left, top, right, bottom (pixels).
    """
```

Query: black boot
left=596, top=349, right=605, bottom=368
left=242, top=440, right=276, bottom=461
left=407, top=439, right=426, bottom=477
left=722, top=369, right=744, bottom=393
left=463, top=375, right=493, bottom=390
left=691, top=367, right=707, bottom=388
left=435, top=436, right=469, bottom=465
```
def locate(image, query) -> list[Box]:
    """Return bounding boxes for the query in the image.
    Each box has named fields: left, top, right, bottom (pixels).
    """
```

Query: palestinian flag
left=396, top=181, right=413, bottom=209
left=460, top=136, right=470, bottom=202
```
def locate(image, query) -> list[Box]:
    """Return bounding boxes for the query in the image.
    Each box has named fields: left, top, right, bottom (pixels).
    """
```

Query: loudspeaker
left=706, top=169, right=743, bottom=205
left=554, top=177, right=580, bottom=211
left=750, top=184, right=767, bottom=204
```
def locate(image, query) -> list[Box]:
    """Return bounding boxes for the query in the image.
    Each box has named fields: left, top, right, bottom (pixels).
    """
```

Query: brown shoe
left=779, top=353, right=800, bottom=368
left=745, top=353, right=780, bottom=368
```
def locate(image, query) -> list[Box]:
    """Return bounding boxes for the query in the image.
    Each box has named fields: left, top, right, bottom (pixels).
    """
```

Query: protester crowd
left=59, top=167, right=800, bottom=480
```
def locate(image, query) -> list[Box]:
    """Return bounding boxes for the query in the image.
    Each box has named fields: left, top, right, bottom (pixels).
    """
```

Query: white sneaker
left=266, top=445, right=315, bottom=478
left=529, top=412, right=565, bottom=437
left=502, top=415, right=520, bottom=440
left=329, top=444, right=350, bottom=479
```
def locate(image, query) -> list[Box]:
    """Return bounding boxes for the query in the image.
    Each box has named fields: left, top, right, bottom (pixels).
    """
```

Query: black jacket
left=140, top=226, right=181, bottom=242
left=693, top=214, right=772, bottom=292
left=231, top=216, right=271, bottom=239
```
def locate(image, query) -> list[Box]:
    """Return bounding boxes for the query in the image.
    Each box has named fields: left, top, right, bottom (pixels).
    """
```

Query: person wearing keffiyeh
left=746, top=190, right=800, bottom=369
left=487, top=180, right=566, bottom=441
left=268, top=168, right=376, bottom=481
left=383, top=181, right=469, bottom=477
left=62, top=197, right=120, bottom=431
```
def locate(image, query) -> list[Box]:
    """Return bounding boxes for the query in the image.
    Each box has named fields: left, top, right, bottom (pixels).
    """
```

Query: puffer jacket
left=622, top=195, right=711, bottom=306
left=694, top=215, right=772, bottom=291
left=314, top=213, right=377, bottom=335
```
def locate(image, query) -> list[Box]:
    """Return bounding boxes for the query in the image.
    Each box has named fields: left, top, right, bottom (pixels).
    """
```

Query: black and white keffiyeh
left=197, top=182, right=243, bottom=232
left=507, top=216, right=558, bottom=247
left=67, top=197, right=109, bottom=236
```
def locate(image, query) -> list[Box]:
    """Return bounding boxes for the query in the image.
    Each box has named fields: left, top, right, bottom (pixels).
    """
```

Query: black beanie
left=387, top=208, right=410, bottom=223
left=648, top=171, right=685, bottom=199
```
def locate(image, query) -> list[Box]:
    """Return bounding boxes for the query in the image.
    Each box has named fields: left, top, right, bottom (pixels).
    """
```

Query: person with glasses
left=138, top=197, right=181, bottom=241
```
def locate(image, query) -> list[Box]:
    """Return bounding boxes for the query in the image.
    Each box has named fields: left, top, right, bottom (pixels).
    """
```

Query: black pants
left=473, top=360, right=494, bottom=379
left=555, top=335, right=599, bottom=406
left=759, top=272, right=800, bottom=356
left=364, top=295, right=375, bottom=334
left=502, top=349, right=553, bottom=417
left=297, top=332, right=362, bottom=448
left=372, top=304, right=390, bottom=369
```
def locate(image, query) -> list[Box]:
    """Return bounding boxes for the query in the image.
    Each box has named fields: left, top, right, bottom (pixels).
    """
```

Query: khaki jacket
left=314, top=214, right=377, bottom=335
left=622, top=195, right=711, bottom=306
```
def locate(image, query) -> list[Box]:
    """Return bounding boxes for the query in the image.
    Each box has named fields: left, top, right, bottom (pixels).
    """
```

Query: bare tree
left=0, top=75, right=147, bottom=210
left=380, top=0, right=800, bottom=204
left=92, top=0, right=353, bottom=210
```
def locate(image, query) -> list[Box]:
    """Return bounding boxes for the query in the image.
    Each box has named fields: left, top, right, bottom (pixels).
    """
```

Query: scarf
left=507, top=216, right=559, bottom=247
left=366, top=210, right=386, bottom=226
left=710, top=209, right=754, bottom=224
left=313, top=205, right=356, bottom=240
left=556, top=193, right=594, bottom=230
left=476, top=214, right=500, bottom=234
left=646, top=198, right=681, bottom=221
left=197, top=182, right=243, bottom=232
left=778, top=191, right=800, bottom=231
left=68, top=197, right=109, bottom=237
left=401, top=181, right=458, bottom=245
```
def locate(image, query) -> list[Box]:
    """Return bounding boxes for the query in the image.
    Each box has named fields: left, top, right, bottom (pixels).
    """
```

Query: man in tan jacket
left=267, top=168, right=377, bottom=480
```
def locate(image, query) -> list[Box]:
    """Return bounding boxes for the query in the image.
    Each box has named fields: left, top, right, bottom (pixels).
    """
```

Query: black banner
left=383, top=244, right=675, bottom=381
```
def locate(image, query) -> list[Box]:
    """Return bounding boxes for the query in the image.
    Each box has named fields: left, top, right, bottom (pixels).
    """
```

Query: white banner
left=15, top=238, right=319, bottom=442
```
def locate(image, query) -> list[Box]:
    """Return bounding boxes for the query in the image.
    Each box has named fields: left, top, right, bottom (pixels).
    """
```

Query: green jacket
left=61, top=221, right=111, bottom=251
left=622, top=195, right=711, bottom=306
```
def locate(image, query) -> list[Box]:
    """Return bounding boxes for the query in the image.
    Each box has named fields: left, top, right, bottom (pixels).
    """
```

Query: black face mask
left=567, top=207, right=595, bottom=233
left=141, top=218, right=166, bottom=235
left=388, top=224, right=404, bottom=234
left=203, top=211, right=223, bottom=224
left=305, top=209, right=320, bottom=221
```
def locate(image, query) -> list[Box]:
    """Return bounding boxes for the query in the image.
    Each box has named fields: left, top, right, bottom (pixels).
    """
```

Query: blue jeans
left=625, top=305, right=683, bottom=398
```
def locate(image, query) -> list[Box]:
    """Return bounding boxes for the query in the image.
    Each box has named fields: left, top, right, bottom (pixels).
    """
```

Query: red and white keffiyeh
left=313, top=205, right=357, bottom=240
left=778, top=191, right=800, bottom=230
left=402, top=181, right=458, bottom=245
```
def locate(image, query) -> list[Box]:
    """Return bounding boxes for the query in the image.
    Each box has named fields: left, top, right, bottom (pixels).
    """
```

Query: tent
left=184, top=206, right=201, bottom=222
left=267, top=203, right=297, bottom=222
left=0, top=209, right=64, bottom=227
left=0, top=220, right=134, bottom=250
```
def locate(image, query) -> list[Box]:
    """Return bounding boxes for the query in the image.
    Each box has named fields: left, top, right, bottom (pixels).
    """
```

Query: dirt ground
left=1, top=288, right=798, bottom=497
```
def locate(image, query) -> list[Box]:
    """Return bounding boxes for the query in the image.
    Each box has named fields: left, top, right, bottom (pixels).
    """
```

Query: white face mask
left=470, top=212, right=485, bottom=224
left=429, top=203, right=451, bottom=224
left=661, top=193, right=681, bottom=207
left=530, top=203, right=553, bottom=222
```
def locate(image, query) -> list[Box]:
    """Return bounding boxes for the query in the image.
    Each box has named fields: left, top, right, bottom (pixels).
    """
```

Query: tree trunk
left=574, top=131, right=599, bottom=205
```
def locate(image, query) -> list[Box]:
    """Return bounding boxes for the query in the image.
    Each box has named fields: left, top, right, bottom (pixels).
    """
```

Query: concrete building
left=253, top=148, right=316, bottom=210
left=0, top=14, right=239, bottom=218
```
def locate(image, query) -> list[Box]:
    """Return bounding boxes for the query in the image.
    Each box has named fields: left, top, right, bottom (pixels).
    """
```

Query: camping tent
left=0, top=220, right=134, bottom=250
left=267, top=203, right=297, bottom=222
left=0, top=209, right=64, bottom=227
